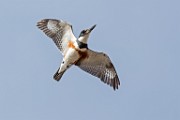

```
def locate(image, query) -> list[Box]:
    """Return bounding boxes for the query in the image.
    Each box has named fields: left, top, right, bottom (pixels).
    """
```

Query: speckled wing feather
left=37, top=19, right=76, bottom=55
left=75, top=49, right=120, bottom=90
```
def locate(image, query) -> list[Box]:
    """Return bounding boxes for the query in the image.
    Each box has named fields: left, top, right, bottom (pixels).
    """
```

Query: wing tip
left=36, top=19, right=49, bottom=28
left=36, top=19, right=58, bottom=26
left=100, top=74, right=120, bottom=91
left=36, top=19, right=59, bottom=38
left=112, top=76, right=120, bottom=91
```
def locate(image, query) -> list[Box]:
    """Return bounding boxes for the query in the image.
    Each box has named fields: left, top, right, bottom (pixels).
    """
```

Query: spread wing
left=37, top=19, right=76, bottom=55
left=75, top=49, right=120, bottom=90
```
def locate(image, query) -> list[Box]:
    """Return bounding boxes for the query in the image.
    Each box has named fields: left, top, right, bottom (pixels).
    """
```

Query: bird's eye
left=82, top=30, right=86, bottom=34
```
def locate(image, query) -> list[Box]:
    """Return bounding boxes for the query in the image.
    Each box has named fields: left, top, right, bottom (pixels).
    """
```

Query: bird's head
left=78, top=24, right=96, bottom=44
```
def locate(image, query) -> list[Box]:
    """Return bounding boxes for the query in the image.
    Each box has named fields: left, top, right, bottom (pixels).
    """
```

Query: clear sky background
left=0, top=0, right=179, bottom=120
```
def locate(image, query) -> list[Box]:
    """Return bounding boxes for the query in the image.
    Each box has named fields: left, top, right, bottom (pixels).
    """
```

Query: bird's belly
left=64, top=48, right=80, bottom=64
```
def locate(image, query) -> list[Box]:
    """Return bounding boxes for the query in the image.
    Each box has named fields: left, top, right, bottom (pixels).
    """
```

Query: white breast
left=64, top=48, right=80, bottom=64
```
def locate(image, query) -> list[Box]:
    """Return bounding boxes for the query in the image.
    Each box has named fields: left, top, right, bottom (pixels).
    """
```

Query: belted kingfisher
left=37, top=19, right=120, bottom=90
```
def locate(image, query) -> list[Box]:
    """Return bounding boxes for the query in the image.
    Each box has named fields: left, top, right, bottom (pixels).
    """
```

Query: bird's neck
left=76, top=39, right=88, bottom=49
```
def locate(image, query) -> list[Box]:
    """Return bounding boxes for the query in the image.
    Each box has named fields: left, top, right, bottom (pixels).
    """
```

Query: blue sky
left=0, top=0, right=180, bottom=120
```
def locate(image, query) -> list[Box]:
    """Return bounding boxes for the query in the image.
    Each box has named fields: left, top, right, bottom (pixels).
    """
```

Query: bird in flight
left=37, top=19, right=120, bottom=90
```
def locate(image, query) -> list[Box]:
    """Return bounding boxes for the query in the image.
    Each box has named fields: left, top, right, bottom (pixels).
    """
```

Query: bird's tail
left=53, top=68, right=65, bottom=81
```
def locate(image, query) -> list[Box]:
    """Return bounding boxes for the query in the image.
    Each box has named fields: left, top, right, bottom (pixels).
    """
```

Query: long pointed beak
left=89, top=24, right=96, bottom=32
